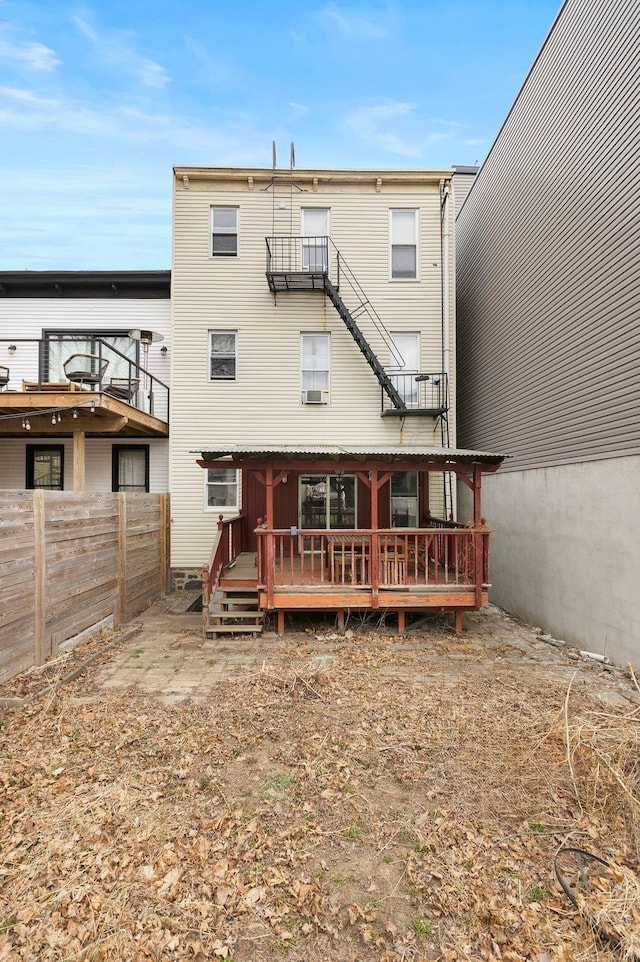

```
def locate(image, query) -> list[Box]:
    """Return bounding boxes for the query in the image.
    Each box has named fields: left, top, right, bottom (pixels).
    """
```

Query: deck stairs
left=205, top=552, right=264, bottom=638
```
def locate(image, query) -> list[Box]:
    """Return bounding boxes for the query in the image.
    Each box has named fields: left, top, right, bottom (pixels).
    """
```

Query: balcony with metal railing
left=381, top=372, right=449, bottom=418
left=0, top=335, right=169, bottom=438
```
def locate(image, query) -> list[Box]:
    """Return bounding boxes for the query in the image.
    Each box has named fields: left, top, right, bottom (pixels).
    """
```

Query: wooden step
left=206, top=622, right=263, bottom=633
left=213, top=611, right=263, bottom=621
left=221, top=597, right=259, bottom=609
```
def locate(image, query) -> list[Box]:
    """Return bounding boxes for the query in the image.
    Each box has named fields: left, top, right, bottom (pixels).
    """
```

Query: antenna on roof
left=290, top=142, right=295, bottom=169
left=272, top=140, right=277, bottom=170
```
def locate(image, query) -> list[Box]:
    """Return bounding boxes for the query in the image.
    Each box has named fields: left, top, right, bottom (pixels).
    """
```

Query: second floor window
left=390, top=209, right=418, bottom=279
left=211, top=207, right=238, bottom=256
left=209, top=331, right=237, bottom=381
left=301, top=333, right=330, bottom=402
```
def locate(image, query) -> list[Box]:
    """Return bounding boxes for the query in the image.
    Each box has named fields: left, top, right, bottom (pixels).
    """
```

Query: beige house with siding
left=170, top=165, right=471, bottom=590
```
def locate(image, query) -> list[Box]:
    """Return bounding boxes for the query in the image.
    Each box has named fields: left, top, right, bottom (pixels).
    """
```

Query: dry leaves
left=0, top=627, right=638, bottom=961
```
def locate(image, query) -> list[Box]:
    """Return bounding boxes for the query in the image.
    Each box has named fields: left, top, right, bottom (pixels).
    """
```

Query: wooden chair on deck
left=0, top=365, right=9, bottom=390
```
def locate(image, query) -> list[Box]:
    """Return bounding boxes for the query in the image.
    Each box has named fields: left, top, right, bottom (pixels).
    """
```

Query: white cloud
left=72, top=13, right=170, bottom=89
left=0, top=36, right=61, bottom=72
left=288, top=102, right=310, bottom=118
left=315, top=2, right=397, bottom=41
left=340, top=100, right=421, bottom=157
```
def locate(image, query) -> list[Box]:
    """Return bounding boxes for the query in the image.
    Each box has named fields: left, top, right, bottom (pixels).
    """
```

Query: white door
left=302, top=209, right=330, bottom=272
left=389, top=333, right=420, bottom=406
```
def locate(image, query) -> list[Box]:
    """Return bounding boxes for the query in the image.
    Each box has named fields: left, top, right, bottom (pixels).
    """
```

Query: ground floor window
left=26, top=445, right=64, bottom=490
left=299, top=474, right=356, bottom=530
left=390, top=472, right=418, bottom=527
left=205, top=468, right=239, bottom=510
left=112, top=445, right=149, bottom=492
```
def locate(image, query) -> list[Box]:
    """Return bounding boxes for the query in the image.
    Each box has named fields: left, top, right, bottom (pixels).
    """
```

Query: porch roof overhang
left=0, top=391, right=169, bottom=438
left=194, top=443, right=505, bottom=475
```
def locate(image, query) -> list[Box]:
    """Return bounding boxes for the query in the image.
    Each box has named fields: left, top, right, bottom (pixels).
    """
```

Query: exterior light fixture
left=160, top=345, right=168, bottom=356
left=8, top=344, right=16, bottom=354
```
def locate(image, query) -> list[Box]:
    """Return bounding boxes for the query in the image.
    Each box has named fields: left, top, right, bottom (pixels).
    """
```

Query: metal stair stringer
left=323, top=279, right=406, bottom=410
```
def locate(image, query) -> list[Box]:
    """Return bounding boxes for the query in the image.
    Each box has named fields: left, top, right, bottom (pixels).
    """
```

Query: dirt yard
left=0, top=604, right=638, bottom=961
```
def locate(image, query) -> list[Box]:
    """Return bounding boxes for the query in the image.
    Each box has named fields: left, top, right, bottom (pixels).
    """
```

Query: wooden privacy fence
left=0, top=491, right=170, bottom=684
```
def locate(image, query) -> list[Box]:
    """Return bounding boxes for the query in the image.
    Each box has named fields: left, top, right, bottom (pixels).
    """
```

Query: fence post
left=116, top=493, right=127, bottom=625
left=33, top=490, right=46, bottom=665
left=159, top=493, right=169, bottom=595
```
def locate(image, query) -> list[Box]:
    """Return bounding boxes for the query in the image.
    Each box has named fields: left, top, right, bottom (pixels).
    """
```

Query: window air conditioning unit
left=302, top=389, right=329, bottom=405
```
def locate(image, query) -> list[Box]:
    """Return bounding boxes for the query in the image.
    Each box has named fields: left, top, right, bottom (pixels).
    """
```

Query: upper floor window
left=211, top=207, right=238, bottom=257
left=26, top=445, right=64, bottom=490
left=209, top=331, right=237, bottom=381
left=300, top=333, right=330, bottom=403
left=390, top=209, right=418, bottom=280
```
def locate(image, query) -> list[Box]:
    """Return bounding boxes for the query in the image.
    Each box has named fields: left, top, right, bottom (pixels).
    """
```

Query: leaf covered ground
left=1, top=611, right=639, bottom=961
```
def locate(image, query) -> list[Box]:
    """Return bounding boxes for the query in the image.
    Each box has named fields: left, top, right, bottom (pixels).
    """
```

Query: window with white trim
left=211, top=207, right=238, bottom=256
left=300, top=333, right=330, bottom=403
left=390, top=209, right=418, bottom=279
left=205, top=468, right=239, bottom=510
left=209, top=331, right=237, bottom=380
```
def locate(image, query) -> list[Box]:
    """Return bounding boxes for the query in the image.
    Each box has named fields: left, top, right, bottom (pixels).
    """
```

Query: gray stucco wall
left=460, top=455, right=639, bottom=670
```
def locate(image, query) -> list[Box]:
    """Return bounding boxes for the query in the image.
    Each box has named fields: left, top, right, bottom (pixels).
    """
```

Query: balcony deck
left=215, top=526, right=490, bottom=633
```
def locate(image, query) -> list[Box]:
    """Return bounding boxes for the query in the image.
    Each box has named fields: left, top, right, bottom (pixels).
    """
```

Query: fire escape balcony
left=381, top=372, right=449, bottom=418
left=265, top=235, right=332, bottom=292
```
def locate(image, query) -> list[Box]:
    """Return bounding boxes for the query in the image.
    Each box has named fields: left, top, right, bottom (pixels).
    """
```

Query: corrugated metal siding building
left=456, top=0, right=640, bottom=667
left=171, top=166, right=457, bottom=572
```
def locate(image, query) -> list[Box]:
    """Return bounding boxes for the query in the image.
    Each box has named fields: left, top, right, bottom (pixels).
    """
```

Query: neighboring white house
left=456, top=0, right=640, bottom=668
left=170, top=165, right=461, bottom=582
left=0, top=271, right=171, bottom=496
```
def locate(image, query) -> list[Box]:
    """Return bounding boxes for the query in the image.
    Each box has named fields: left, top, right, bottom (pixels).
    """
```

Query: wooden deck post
left=265, top=465, right=275, bottom=611
left=72, top=429, right=85, bottom=492
left=370, top=468, right=379, bottom=608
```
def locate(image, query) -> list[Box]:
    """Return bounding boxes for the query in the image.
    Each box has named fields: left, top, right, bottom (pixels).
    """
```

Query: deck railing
left=255, top=526, right=490, bottom=594
left=0, top=336, right=170, bottom=421
left=202, top=514, right=245, bottom=633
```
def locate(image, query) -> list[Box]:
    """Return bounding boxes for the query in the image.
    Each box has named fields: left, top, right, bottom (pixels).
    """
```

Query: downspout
left=440, top=180, right=451, bottom=398
left=440, top=178, right=453, bottom=513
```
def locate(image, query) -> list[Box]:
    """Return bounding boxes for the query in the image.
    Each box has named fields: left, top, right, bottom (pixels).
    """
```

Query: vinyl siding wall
left=171, top=169, right=456, bottom=567
left=456, top=0, right=640, bottom=472
left=455, top=0, right=640, bottom=667
left=0, top=298, right=171, bottom=492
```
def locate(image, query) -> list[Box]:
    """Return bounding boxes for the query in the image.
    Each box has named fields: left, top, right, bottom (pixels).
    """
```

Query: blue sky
left=0, top=0, right=561, bottom=270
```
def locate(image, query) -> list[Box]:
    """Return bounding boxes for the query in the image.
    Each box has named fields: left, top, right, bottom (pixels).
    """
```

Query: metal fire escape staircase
left=265, top=232, right=449, bottom=417
left=264, top=156, right=448, bottom=418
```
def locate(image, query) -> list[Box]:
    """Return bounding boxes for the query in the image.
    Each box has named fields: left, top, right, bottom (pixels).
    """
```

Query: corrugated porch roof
left=194, top=443, right=506, bottom=467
